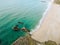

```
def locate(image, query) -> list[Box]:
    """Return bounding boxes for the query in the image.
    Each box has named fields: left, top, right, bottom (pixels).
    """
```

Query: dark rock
left=18, top=22, right=24, bottom=24
left=45, top=40, right=57, bottom=45
left=13, top=25, right=19, bottom=31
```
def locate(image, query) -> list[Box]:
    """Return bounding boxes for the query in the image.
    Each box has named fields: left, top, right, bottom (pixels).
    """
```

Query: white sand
left=31, top=3, right=60, bottom=44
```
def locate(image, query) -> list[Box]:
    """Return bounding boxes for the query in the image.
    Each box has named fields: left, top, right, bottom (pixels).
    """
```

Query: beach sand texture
left=32, top=3, right=60, bottom=44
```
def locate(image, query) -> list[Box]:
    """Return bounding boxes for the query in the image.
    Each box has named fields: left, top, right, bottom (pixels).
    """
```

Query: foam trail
left=30, top=0, right=54, bottom=34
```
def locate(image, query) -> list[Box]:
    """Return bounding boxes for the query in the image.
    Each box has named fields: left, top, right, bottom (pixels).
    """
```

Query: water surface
left=0, top=0, right=50, bottom=45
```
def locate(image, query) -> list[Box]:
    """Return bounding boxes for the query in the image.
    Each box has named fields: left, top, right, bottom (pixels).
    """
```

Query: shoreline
left=30, top=0, right=54, bottom=34
left=11, top=0, right=55, bottom=44
left=31, top=1, right=60, bottom=44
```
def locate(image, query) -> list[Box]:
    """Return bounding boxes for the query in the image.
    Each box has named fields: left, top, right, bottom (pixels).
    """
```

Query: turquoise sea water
left=0, top=0, right=50, bottom=45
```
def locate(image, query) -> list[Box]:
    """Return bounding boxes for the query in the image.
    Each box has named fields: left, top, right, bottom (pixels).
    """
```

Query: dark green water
left=0, top=0, right=50, bottom=45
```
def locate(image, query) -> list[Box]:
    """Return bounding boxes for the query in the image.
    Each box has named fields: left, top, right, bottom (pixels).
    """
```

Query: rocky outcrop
left=54, top=0, right=60, bottom=4
left=12, top=34, right=57, bottom=45
left=11, top=34, right=41, bottom=45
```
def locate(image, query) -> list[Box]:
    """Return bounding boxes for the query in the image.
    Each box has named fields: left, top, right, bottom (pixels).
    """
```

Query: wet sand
left=31, top=3, right=60, bottom=44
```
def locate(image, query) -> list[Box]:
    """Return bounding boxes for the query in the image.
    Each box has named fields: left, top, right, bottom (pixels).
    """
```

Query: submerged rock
left=13, top=25, right=20, bottom=31
left=18, top=22, right=24, bottom=24
left=21, top=27, right=30, bottom=32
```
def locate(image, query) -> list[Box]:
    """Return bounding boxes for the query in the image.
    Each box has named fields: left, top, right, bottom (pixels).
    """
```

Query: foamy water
left=30, top=0, right=54, bottom=34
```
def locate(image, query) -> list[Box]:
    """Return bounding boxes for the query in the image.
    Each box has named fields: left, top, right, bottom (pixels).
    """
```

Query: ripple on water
left=0, top=0, right=50, bottom=45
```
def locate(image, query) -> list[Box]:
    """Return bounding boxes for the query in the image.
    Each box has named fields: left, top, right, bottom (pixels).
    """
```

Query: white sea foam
left=30, top=0, right=54, bottom=34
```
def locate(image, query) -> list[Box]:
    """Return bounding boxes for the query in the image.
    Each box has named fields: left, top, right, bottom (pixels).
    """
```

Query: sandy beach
left=12, top=1, right=60, bottom=45
left=31, top=2, right=60, bottom=44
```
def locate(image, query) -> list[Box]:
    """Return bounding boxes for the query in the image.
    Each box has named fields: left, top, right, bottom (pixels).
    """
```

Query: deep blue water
left=0, top=0, right=51, bottom=45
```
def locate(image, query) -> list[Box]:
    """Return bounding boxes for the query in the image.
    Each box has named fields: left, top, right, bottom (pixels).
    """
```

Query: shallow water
left=0, top=0, right=50, bottom=45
